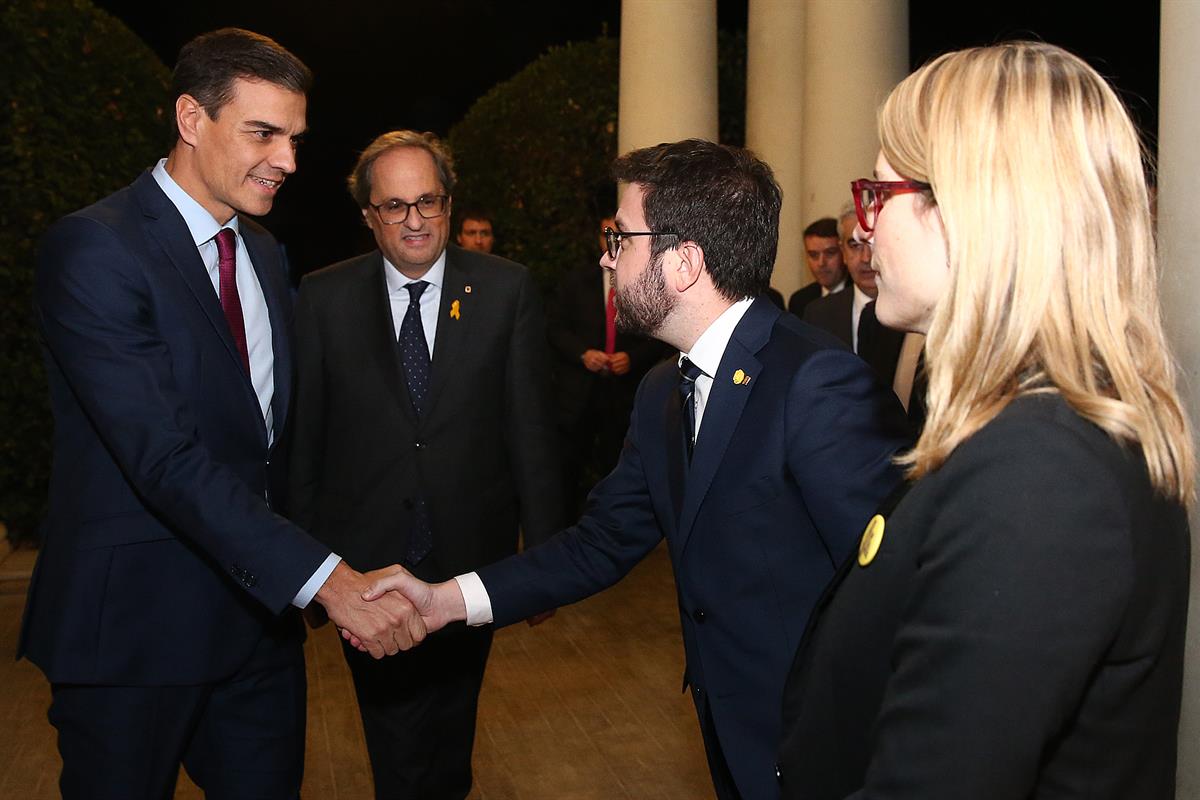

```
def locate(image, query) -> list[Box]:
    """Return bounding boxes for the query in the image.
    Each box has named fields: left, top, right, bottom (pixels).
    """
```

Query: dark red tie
left=214, top=228, right=250, bottom=374
left=604, top=285, right=617, bottom=355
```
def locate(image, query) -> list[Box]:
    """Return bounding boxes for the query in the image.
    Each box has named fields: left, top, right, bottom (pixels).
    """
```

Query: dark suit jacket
left=786, top=282, right=823, bottom=318
left=21, top=170, right=330, bottom=686
left=803, top=288, right=905, bottom=387
left=476, top=298, right=912, bottom=800
left=289, top=246, right=563, bottom=581
left=546, top=262, right=667, bottom=431
left=778, top=394, right=1190, bottom=799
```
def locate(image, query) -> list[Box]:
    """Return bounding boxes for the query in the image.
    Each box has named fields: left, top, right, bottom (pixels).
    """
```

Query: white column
left=797, top=0, right=908, bottom=296
left=618, top=0, right=719, bottom=156
left=1159, top=3, right=1200, bottom=797
left=746, top=0, right=807, bottom=300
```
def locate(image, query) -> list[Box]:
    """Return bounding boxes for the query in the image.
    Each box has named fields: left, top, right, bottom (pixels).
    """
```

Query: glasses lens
left=858, top=187, right=877, bottom=232
left=605, top=228, right=618, bottom=259
left=416, top=196, right=446, bottom=219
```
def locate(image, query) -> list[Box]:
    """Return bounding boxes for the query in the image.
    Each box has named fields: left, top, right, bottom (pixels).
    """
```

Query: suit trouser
left=698, top=701, right=744, bottom=800
left=48, top=630, right=306, bottom=800
left=342, top=623, right=494, bottom=800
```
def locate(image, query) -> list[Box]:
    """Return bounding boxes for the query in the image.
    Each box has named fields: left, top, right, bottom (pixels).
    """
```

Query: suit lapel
left=135, top=174, right=251, bottom=380
left=424, top=251, right=474, bottom=415
left=364, top=254, right=419, bottom=424
left=240, top=222, right=291, bottom=442
left=663, top=367, right=687, bottom=525
left=675, top=299, right=777, bottom=552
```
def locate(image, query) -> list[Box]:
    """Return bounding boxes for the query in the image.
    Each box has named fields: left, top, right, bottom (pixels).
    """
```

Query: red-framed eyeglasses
left=850, top=178, right=932, bottom=233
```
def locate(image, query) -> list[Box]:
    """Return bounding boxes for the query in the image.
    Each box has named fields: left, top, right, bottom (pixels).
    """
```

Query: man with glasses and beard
left=289, top=130, right=564, bottom=799
left=360, top=139, right=912, bottom=800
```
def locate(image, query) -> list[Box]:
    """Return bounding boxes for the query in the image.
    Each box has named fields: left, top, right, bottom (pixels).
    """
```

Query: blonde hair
left=881, top=41, right=1194, bottom=501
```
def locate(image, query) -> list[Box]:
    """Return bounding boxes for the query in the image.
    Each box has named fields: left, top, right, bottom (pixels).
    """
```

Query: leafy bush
left=448, top=32, right=745, bottom=293
left=0, top=0, right=170, bottom=542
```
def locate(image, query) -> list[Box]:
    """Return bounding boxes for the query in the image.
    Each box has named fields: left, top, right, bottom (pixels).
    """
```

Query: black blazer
left=786, top=282, right=823, bottom=318
left=778, top=394, right=1190, bottom=799
left=546, top=262, right=668, bottom=428
left=803, top=288, right=905, bottom=388
left=289, top=245, right=564, bottom=581
left=21, top=171, right=330, bottom=685
left=478, top=299, right=912, bottom=800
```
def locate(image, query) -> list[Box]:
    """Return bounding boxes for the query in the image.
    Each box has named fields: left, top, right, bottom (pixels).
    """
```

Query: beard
left=614, top=255, right=676, bottom=337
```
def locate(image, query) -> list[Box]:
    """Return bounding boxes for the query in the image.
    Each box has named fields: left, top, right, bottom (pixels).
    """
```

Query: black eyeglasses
left=369, top=194, right=449, bottom=225
left=850, top=179, right=932, bottom=233
left=602, top=226, right=677, bottom=260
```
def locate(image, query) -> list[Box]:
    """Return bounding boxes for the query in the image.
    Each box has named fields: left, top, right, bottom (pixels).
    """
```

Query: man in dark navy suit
left=21, top=29, right=421, bottom=800
left=362, top=140, right=912, bottom=800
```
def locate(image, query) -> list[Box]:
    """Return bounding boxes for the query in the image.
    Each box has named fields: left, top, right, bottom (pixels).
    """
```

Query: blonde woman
left=778, top=42, right=1193, bottom=799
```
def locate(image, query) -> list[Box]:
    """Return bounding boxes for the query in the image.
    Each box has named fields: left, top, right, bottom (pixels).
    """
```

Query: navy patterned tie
left=679, top=357, right=704, bottom=463
left=399, top=280, right=433, bottom=564
left=399, top=281, right=431, bottom=415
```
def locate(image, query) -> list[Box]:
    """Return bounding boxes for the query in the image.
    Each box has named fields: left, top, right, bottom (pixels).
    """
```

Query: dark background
left=92, top=0, right=1159, bottom=277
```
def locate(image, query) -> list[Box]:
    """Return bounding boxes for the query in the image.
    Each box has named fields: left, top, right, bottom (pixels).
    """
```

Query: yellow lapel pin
left=857, top=514, right=885, bottom=566
left=732, top=369, right=751, bottom=385
left=450, top=299, right=461, bottom=320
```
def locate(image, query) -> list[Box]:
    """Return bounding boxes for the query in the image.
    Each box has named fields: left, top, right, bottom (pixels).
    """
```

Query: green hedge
left=448, top=32, right=745, bottom=293
left=0, top=0, right=170, bottom=542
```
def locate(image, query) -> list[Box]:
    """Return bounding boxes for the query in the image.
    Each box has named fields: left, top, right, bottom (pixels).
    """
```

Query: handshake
left=310, top=561, right=469, bottom=659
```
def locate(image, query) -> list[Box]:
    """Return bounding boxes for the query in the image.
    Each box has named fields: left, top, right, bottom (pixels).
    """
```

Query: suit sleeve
left=36, top=216, right=329, bottom=613
left=504, top=268, right=567, bottom=547
left=851, top=424, right=1136, bottom=799
left=786, top=348, right=911, bottom=567
left=545, top=267, right=593, bottom=364
left=287, top=278, right=324, bottom=532
left=480, top=373, right=665, bottom=625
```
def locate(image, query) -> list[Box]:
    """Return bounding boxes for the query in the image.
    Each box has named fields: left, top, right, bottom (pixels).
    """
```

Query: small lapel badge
left=858, top=514, right=885, bottom=567
left=464, top=285, right=473, bottom=294
left=450, top=299, right=461, bottom=320
left=732, top=369, right=751, bottom=385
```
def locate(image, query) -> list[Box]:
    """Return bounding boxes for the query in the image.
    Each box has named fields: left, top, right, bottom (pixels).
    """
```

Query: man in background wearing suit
left=547, top=214, right=668, bottom=513
left=363, top=139, right=912, bottom=800
left=289, top=130, right=564, bottom=799
left=803, top=209, right=906, bottom=388
left=454, top=206, right=495, bottom=253
left=786, top=217, right=847, bottom=318
left=22, top=29, right=421, bottom=800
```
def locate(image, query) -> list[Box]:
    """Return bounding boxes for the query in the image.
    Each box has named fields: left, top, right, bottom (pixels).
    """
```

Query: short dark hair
left=171, top=28, right=311, bottom=138
left=347, top=130, right=457, bottom=209
left=612, top=139, right=781, bottom=301
left=803, top=217, right=839, bottom=239
left=454, top=206, right=493, bottom=235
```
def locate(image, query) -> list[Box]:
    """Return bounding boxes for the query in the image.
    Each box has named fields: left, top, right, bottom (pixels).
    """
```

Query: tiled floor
left=0, top=543, right=713, bottom=799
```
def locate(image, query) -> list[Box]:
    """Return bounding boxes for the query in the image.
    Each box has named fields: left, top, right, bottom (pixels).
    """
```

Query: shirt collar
left=384, top=249, right=447, bottom=294
left=679, top=297, right=755, bottom=378
left=852, top=284, right=872, bottom=315
left=152, top=158, right=239, bottom=246
left=822, top=277, right=847, bottom=297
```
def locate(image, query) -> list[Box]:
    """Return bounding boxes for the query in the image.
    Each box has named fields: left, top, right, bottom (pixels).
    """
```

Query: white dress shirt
left=383, top=249, right=447, bottom=355
left=152, top=159, right=339, bottom=609
left=455, top=296, right=756, bottom=625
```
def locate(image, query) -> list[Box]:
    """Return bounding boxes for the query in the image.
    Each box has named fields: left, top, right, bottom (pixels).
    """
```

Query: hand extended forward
left=340, top=566, right=469, bottom=652
left=314, top=561, right=427, bottom=659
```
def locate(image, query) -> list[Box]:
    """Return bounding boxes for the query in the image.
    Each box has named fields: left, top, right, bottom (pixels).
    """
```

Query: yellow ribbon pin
left=858, top=514, right=885, bottom=566
left=450, top=299, right=461, bottom=320
left=732, top=369, right=750, bottom=385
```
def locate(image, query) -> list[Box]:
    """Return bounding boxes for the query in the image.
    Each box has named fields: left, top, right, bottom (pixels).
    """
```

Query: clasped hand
left=313, top=561, right=428, bottom=659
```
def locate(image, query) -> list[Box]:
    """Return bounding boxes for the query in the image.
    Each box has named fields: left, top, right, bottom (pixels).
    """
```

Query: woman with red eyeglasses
left=776, top=42, right=1193, bottom=799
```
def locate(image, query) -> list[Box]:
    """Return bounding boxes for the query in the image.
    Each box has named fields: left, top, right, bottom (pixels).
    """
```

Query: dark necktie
left=398, top=280, right=433, bottom=565
left=398, top=281, right=432, bottom=416
left=214, top=228, right=250, bottom=374
left=679, top=357, right=704, bottom=463
left=856, top=300, right=878, bottom=355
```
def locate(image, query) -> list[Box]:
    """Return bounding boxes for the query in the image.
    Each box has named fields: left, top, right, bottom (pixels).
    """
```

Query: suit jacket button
left=692, top=685, right=702, bottom=696
left=245, top=573, right=257, bottom=587
left=414, top=441, right=425, bottom=449
left=692, top=608, right=706, bottom=623
left=775, top=763, right=783, bottom=781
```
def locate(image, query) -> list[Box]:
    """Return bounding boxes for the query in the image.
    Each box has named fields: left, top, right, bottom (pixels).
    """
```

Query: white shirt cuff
left=291, top=553, right=342, bottom=609
left=454, top=572, right=494, bottom=626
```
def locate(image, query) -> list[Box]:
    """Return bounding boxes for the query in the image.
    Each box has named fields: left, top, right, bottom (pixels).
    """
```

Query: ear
left=175, top=93, right=205, bottom=147
left=667, top=240, right=705, bottom=294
